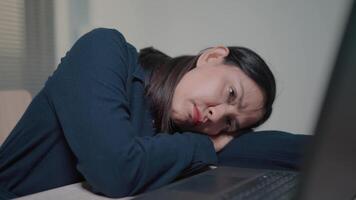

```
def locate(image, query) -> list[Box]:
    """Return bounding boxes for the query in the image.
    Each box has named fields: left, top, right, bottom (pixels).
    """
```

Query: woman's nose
left=206, top=104, right=234, bottom=123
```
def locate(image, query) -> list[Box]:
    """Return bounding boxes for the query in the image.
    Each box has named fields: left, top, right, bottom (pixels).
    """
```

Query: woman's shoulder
left=47, top=28, right=139, bottom=86
left=67, top=28, right=138, bottom=67
left=84, top=28, right=124, bottom=39
left=77, top=28, right=128, bottom=49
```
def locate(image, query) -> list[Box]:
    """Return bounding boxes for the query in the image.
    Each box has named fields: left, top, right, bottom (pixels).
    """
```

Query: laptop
left=134, top=1, right=356, bottom=199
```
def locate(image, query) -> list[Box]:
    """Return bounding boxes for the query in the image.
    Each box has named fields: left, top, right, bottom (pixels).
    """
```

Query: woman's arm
left=218, top=130, right=311, bottom=170
left=44, top=28, right=217, bottom=198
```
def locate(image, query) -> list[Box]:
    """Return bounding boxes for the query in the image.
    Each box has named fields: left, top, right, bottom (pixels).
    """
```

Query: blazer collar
left=132, top=63, right=152, bottom=86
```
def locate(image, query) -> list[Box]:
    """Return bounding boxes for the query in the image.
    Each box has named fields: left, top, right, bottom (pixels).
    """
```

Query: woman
left=0, top=28, right=308, bottom=199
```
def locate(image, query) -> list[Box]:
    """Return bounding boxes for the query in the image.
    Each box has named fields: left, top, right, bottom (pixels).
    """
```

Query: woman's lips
left=193, top=104, right=202, bottom=126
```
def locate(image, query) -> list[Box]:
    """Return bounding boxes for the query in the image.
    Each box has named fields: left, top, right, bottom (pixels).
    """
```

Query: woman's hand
left=209, top=133, right=235, bottom=152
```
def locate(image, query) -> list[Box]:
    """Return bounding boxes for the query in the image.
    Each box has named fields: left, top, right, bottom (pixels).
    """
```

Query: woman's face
left=171, top=47, right=265, bottom=136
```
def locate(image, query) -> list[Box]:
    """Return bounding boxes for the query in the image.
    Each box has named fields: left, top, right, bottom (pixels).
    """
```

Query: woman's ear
left=196, top=46, right=229, bottom=68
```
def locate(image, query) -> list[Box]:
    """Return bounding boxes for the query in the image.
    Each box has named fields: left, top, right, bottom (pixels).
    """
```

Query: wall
left=54, top=0, right=352, bottom=134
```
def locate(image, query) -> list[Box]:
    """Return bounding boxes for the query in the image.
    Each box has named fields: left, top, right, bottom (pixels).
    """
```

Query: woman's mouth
left=193, top=104, right=202, bottom=126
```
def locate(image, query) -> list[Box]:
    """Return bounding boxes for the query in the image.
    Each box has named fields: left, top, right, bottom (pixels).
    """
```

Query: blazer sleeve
left=44, top=28, right=217, bottom=198
left=218, top=130, right=311, bottom=170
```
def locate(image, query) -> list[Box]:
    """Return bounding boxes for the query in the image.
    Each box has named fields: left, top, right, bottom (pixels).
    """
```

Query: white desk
left=15, top=183, right=134, bottom=200
left=14, top=166, right=217, bottom=199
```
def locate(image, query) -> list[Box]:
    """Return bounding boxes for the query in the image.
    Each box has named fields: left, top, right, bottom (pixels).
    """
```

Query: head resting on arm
left=139, top=46, right=276, bottom=135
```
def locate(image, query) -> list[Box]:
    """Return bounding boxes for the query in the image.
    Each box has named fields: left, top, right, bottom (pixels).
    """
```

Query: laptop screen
left=297, top=1, right=356, bottom=199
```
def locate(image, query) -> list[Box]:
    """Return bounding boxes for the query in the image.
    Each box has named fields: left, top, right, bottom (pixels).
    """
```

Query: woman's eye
left=225, top=116, right=232, bottom=127
left=225, top=117, right=237, bottom=132
left=228, top=87, right=236, bottom=101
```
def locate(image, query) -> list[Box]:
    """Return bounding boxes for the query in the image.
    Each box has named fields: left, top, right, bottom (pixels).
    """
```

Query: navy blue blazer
left=0, top=28, right=310, bottom=199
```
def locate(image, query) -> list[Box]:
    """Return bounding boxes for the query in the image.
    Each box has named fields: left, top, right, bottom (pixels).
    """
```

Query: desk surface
left=15, top=183, right=134, bottom=200
left=14, top=166, right=217, bottom=200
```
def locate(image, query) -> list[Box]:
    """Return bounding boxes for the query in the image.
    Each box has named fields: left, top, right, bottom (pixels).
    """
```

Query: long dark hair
left=139, top=46, right=276, bottom=133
